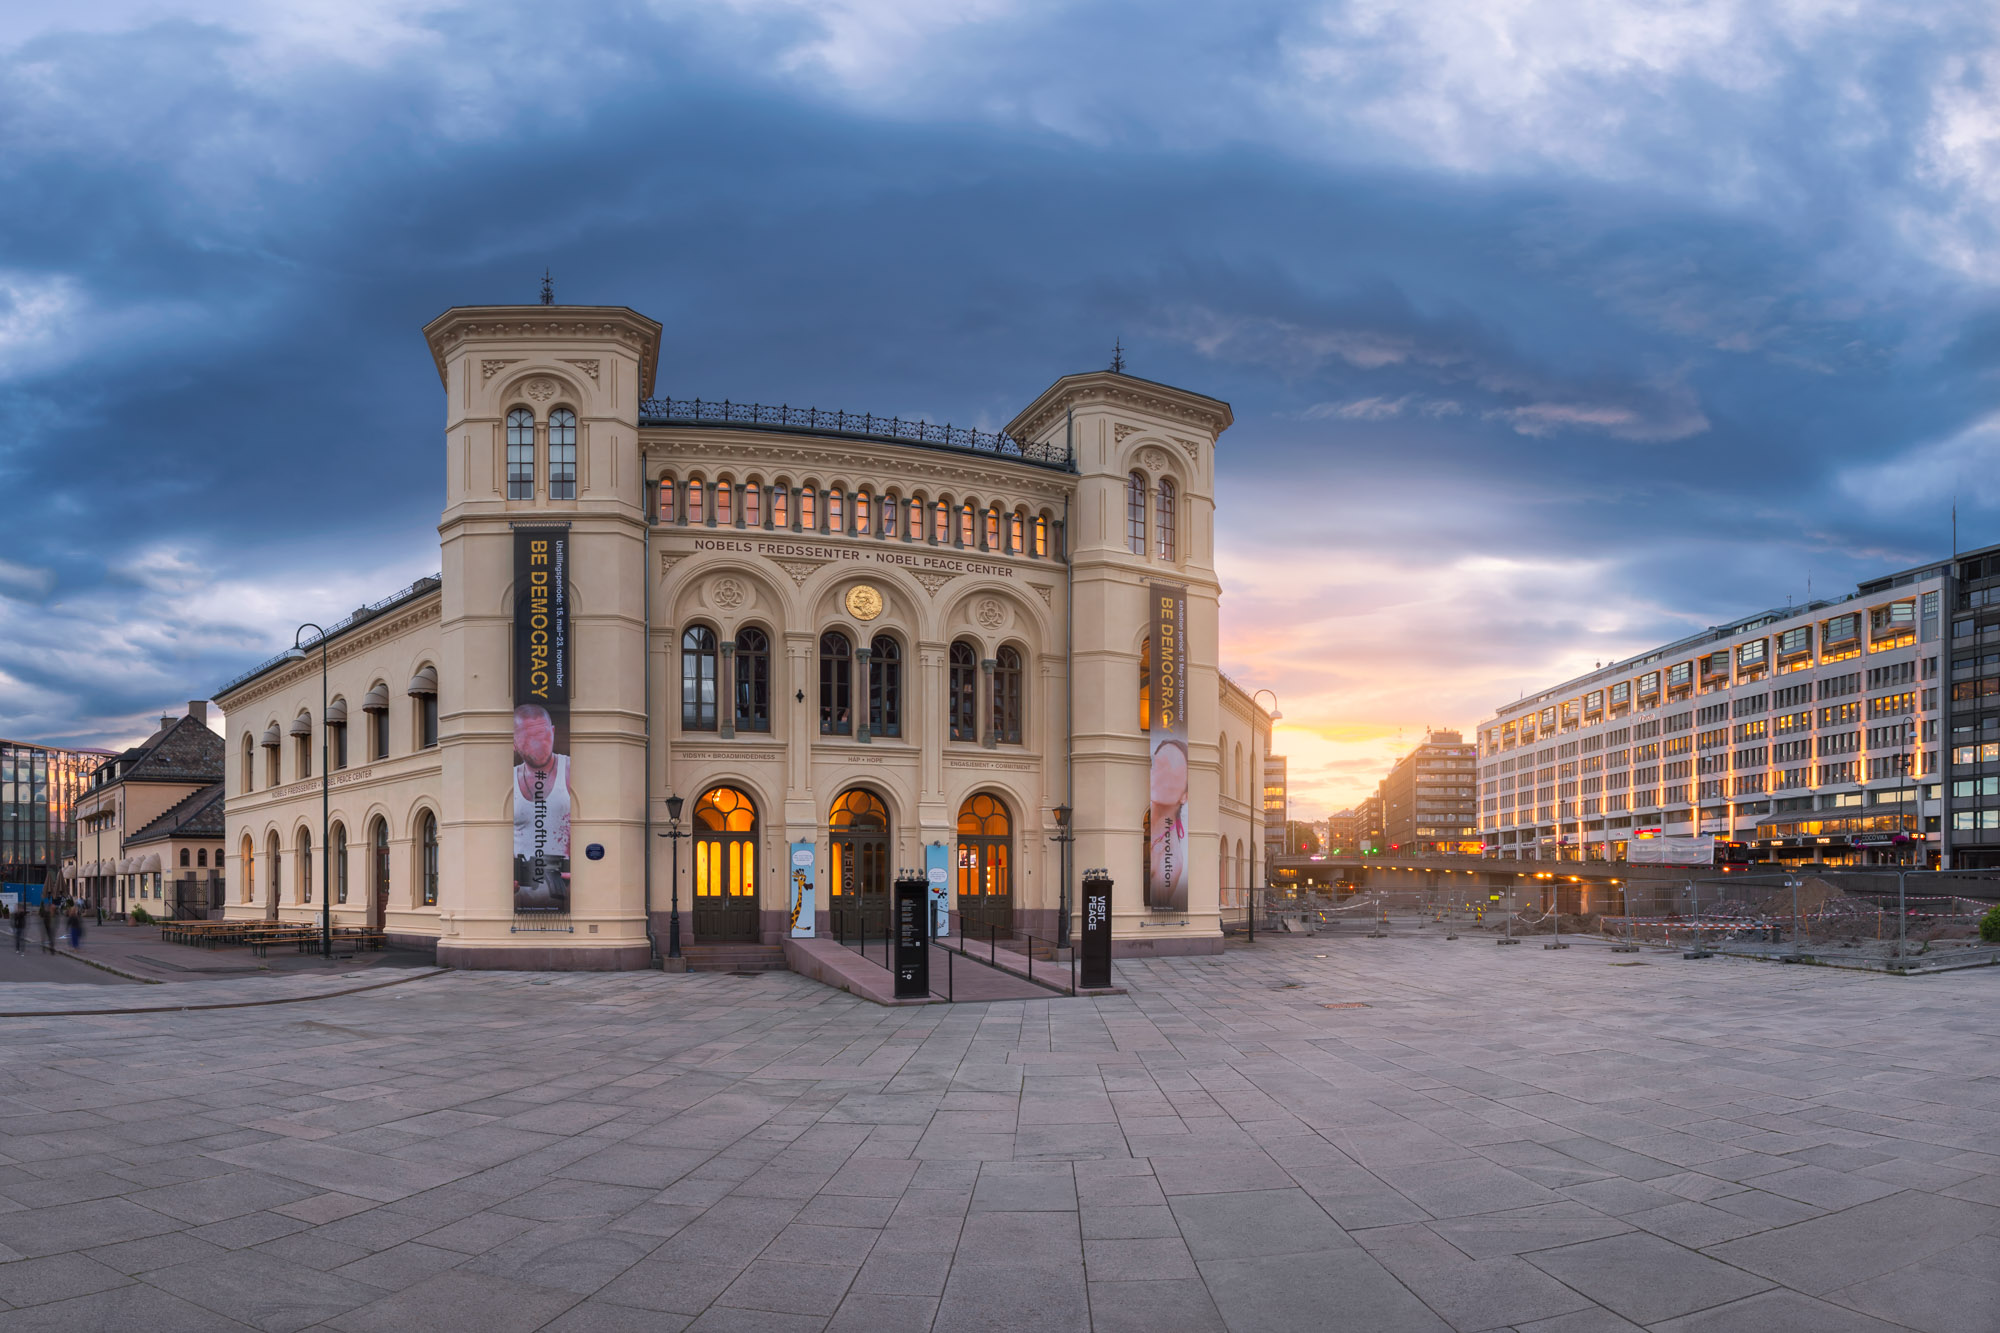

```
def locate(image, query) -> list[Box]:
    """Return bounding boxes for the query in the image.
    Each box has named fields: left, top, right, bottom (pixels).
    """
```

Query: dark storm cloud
left=3, top=1, right=1999, bottom=809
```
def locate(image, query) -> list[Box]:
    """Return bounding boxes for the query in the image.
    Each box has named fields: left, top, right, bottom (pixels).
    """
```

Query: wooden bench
left=248, top=931, right=317, bottom=957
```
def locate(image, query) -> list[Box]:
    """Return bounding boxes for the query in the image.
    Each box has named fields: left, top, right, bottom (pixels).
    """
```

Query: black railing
left=639, top=397, right=1073, bottom=471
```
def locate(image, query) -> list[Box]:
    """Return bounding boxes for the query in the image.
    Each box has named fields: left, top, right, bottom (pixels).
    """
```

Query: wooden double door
left=956, top=793, right=1013, bottom=937
left=829, top=789, right=891, bottom=941
left=692, top=787, right=760, bottom=942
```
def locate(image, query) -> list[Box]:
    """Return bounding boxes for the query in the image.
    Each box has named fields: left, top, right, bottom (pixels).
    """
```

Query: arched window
left=1127, top=472, right=1148, bottom=554
left=1219, top=842, right=1228, bottom=894
left=266, top=831, right=281, bottom=906
left=687, top=478, right=706, bottom=525
left=299, top=829, right=313, bottom=904
left=241, top=835, right=255, bottom=902
left=420, top=811, right=438, bottom=906
left=197, top=848, right=207, bottom=868
left=772, top=483, right=790, bottom=529
left=1139, top=637, right=1150, bottom=731
left=855, top=489, right=870, bottom=534
left=819, top=631, right=852, bottom=735
left=506, top=408, right=535, bottom=500
left=880, top=493, right=898, bottom=538
left=956, top=793, right=1012, bottom=932
left=1156, top=477, right=1177, bottom=561
left=800, top=487, right=818, bottom=530
left=958, top=501, right=975, bottom=547
left=179, top=847, right=190, bottom=867
left=985, top=504, right=1000, bottom=550
left=868, top=635, right=901, bottom=738
left=331, top=821, right=347, bottom=904
left=949, top=641, right=978, bottom=742
left=241, top=734, right=254, bottom=793
left=992, top=646, right=1022, bottom=744
left=372, top=817, right=390, bottom=908
left=548, top=408, right=577, bottom=499
left=693, top=787, right=758, bottom=926
left=716, top=479, right=733, bottom=525
left=829, top=487, right=844, bottom=533
left=1235, top=744, right=1244, bottom=801
left=933, top=499, right=949, bottom=545
left=657, top=476, right=676, bottom=523
left=734, top=627, right=771, bottom=733
left=744, top=482, right=761, bottom=527
left=365, top=683, right=390, bottom=761
left=906, top=496, right=923, bottom=541
left=682, top=626, right=719, bottom=731
left=1009, top=510, right=1025, bottom=554
left=1034, top=515, right=1048, bottom=558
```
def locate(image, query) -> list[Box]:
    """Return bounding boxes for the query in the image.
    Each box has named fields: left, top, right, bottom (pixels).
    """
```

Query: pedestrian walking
left=36, top=901, right=54, bottom=954
left=66, top=902, right=82, bottom=950
left=9, top=903, right=23, bottom=954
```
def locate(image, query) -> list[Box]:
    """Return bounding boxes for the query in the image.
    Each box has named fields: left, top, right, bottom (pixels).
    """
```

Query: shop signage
left=512, top=526, right=572, bottom=914
left=1080, top=873, right=1113, bottom=988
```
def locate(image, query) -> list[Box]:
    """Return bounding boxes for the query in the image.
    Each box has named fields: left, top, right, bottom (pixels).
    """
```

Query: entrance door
left=829, top=789, right=890, bottom=941
left=956, top=793, right=1013, bottom=937
left=692, top=787, right=760, bottom=942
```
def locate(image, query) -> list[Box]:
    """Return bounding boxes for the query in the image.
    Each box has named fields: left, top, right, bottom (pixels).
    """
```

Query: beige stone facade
left=216, top=304, right=1270, bottom=968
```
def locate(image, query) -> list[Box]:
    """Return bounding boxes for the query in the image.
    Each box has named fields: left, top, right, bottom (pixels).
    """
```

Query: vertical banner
left=1147, top=582, right=1190, bottom=911
left=1080, top=872, right=1113, bottom=988
left=925, top=842, right=950, bottom=940
left=789, top=842, right=817, bottom=937
left=512, top=527, right=572, bottom=913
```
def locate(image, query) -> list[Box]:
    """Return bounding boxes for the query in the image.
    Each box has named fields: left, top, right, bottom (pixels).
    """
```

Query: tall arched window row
left=949, top=642, right=979, bottom=742
left=1009, top=510, right=1025, bottom=554
left=958, top=501, right=975, bottom=548
left=299, top=829, right=312, bottom=904
left=772, top=483, right=790, bottom=529
left=682, top=626, right=719, bottom=731
left=985, top=505, right=1000, bottom=550
left=800, top=487, right=817, bottom=531
left=687, top=478, right=705, bottom=525
left=734, top=627, right=771, bottom=733
left=241, top=735, right=254, bottom=794
left=1156, top=477, right=1176, bottom=561
left=241, top=835, right=255, bottom=903
left=1034, top=515, right=1049, bottom=558
left=906, top=497, right=923, bottom=541
left=332, top=821, right=348, bottom=904
left=992, top=646, right=1022, bottom=745
left=1126, top=472, right=1148, bottom=554
left=744, top=483, right=761, bottom=527
left=372, top=818, right=390, bottom=908
left=868, top=636, right=901, bottom=738
left=820, top=632, right=852, bottom=735
left=657, top=476, right=675, bottom=523
left=716, top=480, right=733, bottom=526
left=547, top=408, right=577, bottom=499
left=506, top=408, right=535, bottom=500
left=829, top=487, right=844, bottom=533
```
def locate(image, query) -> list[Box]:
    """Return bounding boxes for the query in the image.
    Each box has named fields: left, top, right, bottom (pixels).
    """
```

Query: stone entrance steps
left=682, top=943, right=786, bottom=973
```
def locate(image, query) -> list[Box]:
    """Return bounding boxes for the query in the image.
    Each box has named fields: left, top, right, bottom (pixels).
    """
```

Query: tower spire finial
left=540, top=269, right=554, bottom=306
left=1109, top=339, right=1125, bottom=374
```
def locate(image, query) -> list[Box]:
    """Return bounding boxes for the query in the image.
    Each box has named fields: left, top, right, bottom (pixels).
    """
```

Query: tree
left=1286, top=821, right=1321, bottom=856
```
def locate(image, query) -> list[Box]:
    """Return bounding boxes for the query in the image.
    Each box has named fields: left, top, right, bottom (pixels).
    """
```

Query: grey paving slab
left=0, top=937, right=1994, bottom=1331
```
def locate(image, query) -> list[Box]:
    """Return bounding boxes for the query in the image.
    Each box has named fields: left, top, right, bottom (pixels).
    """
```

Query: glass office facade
left=0, top=742, right=106, bottom=889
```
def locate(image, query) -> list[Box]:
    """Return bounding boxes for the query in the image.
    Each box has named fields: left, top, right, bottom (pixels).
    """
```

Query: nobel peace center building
left=215, top=304, right=1272, bottom=969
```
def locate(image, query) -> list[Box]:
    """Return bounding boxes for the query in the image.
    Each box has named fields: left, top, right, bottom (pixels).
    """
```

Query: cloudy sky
left=6, top=0, right=2000, bottom=816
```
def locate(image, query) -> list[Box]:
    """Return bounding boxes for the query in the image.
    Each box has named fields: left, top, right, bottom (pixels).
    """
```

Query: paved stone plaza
left=0, top=938, right=1995, bottom=1331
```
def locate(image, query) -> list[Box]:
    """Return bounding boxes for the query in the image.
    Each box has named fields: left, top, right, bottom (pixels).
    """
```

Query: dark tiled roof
left=125, top=782, right=225, bottom=846
left=97, top=716, right=225, bottom=788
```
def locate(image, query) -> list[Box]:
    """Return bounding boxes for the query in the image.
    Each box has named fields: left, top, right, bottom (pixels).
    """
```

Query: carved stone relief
left=481, top=359, right=521, bottom=382
left=560, top=358, right=601, bottom=383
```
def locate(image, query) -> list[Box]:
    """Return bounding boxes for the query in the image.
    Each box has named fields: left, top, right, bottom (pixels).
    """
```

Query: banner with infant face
left=513, top=527, right=572, bottom=913
left=1146, top=582, right=1189, bottom=912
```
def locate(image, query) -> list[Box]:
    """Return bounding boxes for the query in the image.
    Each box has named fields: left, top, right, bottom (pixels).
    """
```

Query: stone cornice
left=217, top=595, right=442, bottom=712
left=422, top=305, right=663, bottom=397
left=1006, top=372, right=1233, bottom=446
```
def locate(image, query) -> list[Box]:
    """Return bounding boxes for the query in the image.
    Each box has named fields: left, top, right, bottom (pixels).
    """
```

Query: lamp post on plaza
left=658, top=794, right=685, bottom=963
left=1051, top=804, right=1074, bottom=950
left=1252, top=690, right=1283, bottom=923
left=283, top=624, right=331, bottom=961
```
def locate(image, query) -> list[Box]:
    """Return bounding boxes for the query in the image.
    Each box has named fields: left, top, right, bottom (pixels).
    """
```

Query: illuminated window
left=657, top=477, right=675, bottom=523
left=829, top=487, right=844, bottom=533
left=800, top=487, right=817, bottom=530
left=743, top=483, right=761, bottom=527
left=959, top=501, right=975, bottom=547
left=985, top=505, right=1001, bottom=550
left=1010, top=510, right=1025, bottom=553
left=772, top=484, right=789, bottom=529
left=855, top=490, right=871, bottom=534
left=934, top=499, right=949, bottom=544
left=715, top=480, right=733, bottom=526
left=687, top=478, right=705, bottom=524
left=1034, top=515, right=1048, bottom=558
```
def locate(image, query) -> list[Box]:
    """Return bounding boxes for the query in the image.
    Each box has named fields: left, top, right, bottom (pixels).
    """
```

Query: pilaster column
left=718, top=642, right=736, bottom=739
left=980, top=658, right=997, bottom=749
left=854, top=648, right=873, bottom=744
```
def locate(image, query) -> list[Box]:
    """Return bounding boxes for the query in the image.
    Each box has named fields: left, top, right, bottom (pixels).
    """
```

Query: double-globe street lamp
left=282, top=624, right=331, bottom=960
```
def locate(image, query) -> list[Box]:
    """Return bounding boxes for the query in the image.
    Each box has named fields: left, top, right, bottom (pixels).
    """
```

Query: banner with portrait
left=512, top=526, right=572, bottom=913
left=1146, top=582, right=1189, bottom=911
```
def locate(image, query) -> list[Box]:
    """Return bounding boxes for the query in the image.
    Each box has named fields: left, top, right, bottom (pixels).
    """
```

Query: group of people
left=9, top=898, right=85, bottom=956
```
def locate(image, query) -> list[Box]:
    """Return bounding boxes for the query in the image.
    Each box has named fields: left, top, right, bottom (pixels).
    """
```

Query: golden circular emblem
left=845, top=584, right=884, bottom=621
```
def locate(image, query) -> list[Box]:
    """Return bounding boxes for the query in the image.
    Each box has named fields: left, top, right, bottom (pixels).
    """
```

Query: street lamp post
left=657, top=794, right=685, bottom=963
left=1251, top=690, right=1282, bottom=929
left=283, top=625, right=331, bottom=960
left=1051, top=804, right=1073, bottom=950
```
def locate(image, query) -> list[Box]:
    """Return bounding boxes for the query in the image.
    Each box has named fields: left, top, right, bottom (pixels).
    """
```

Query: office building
left=1376, top=729, right=1479, bottom=857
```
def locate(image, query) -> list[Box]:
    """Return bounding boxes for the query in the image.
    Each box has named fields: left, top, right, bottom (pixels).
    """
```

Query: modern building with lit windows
left=1474, top=542, right=2000, bottom=867
left=0, top=739, right=108, bottom=896
left=214, top=302, right=1274, bottom=968
left=1376, top=729, right=1479, bottom=857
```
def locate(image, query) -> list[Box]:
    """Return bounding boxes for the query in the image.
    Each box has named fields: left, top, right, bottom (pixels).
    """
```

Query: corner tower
left=422, top=304, right=664, bottom=968
left=1008, top=371, right=1233, bottom=954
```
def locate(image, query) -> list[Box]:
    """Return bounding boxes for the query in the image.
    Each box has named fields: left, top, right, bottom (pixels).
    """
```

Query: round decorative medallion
left=712, top=577, right=744, bottom=609
left=975, top=598, right=1006, bottom=630
left=845, top=585, right=884, bottom=621
left=524, top=377, right=558, bottom=402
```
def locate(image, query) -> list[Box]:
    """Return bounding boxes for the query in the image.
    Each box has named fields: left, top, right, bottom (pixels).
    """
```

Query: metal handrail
left=639, top=397, right=1074, bottom=471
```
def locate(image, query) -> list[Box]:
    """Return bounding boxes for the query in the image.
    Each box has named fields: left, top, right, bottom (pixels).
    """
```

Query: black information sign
left=1080, top=873, right=1113, bottom=989
left=893, top=875, right=930, bottom=1000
